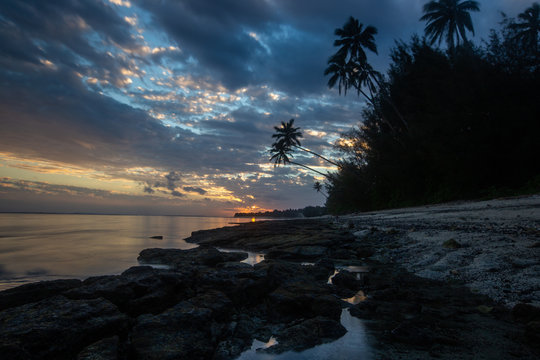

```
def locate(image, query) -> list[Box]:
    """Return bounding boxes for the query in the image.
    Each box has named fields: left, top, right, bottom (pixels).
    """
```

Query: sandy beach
left=341, top=194, right=540, bottom=308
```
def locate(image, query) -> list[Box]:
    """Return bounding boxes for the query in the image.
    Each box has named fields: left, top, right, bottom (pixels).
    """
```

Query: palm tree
left=325, top=17, right=408, bottom=133
left=420, top=0, right=480, bottom=49
left=269, top=138, right=329, bottom=178
left=271, top=119, right=338, bottom=166
left=313, top=181, right=328, bottom=198
left=511, top=3, right=540, bottom=54
left=324, top=17, right=378, bottom=99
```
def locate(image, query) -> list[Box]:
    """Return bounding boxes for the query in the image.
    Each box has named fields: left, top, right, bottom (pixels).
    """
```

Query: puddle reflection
left=235, top=309, right=372, bottom=360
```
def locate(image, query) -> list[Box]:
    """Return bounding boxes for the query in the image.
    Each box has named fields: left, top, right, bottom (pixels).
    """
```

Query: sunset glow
left=0, top=0, right=529, bottom=216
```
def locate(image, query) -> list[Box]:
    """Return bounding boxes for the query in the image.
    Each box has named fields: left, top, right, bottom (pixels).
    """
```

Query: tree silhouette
left=271, top=119, right=338, bottom=166
left=511, top=2, right=540, bottom=54
left=269, top=138, right=329, bottom=178
left=313, top=181, right=328, bottom=198
left=420, top=0, right=480, bottom=49
left=324, top=17, right=379, bottom=100
left=325, top=17, right=408, bottom=133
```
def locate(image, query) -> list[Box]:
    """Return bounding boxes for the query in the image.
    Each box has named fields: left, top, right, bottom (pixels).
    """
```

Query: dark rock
left=138, top=246, right=247, bottom=268
left=188, top=290, right=233, bottom=321
left=442, top=239, right=461, bottom=249
left=185, top=219, right=339, bottom=251
left=77, top=336, right=119, bottom=360
left=390, top=321, right=435, bottom=347
left=310, top=259, right=335, bottom=281
left=265, top=245, right=328, bottom=260
left=221, top=251, right=250, bottom=263
left=130, top=300, right=222, bottom=359
left=355, top=247, right=375, bottom=258
left=267, top=280, right=342, bottom=321
left=149, top=235, right=163, bottom=239
left=266, top=316, right=346, bottom=353
left=0, top=279, right=82, bottom=311
left=332, top=270, right=362, bottom=291
left=65, top=266, right=192, bottom=316
left=524, top=321, right=540, bottom=347
left=350, top=300, right=378, bottom=319
left=329, top=248, right=356, bottom=259
left=214, top=338, right=252, bottom=360
left=512, top=303, right=540, bottom=323
left=0, top=296, right=129, bottom=359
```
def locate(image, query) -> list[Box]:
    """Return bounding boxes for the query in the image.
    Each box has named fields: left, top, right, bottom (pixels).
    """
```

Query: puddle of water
left=328, top=266, right=370, bottom=284
left=327, top=269, right=339, bottom=284
left=343, top=290, right=367, bottom=305
left=217, top=248, right=265, bottom=266
left=235, top=309, right=372, bottom=360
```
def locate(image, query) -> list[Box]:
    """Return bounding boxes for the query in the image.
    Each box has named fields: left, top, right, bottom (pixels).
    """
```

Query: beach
left=0, top=195, right=539, bottom=359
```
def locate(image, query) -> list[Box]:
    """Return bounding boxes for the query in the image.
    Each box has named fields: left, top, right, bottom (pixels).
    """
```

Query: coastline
left=0, top=196, right=539, bottom=359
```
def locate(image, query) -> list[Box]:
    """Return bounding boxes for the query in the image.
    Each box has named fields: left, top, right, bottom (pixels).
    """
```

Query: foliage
left=234, top=206, right=327, bottom=218
left=325, top=19, right=540, bottom=213
left=420, top=0, right=480, bottom=49
left=510, top=2, right=540, bottom=54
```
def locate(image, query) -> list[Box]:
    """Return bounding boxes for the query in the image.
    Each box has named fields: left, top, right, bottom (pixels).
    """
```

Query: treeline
left=325, top=8, right=540, bottom=213
left=234, top=206, right=327, bottom=218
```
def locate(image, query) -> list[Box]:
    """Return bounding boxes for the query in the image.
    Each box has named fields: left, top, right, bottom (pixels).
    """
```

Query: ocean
left=0, top=213, right=252, bottom=291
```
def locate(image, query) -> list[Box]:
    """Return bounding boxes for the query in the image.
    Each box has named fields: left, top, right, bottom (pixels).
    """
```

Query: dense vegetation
left=271, top=1, right=540, bottom=215
left=234, top=206, right=327, bottom=218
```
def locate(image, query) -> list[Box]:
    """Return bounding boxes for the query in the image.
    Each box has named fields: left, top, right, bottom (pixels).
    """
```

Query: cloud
left=170, top=190, right=185, bottom=197
left=2, top=0, right=535, bottom=215
left=164, top=171, right=181, bottom=190
left=183, top=186, right=207, bottom=195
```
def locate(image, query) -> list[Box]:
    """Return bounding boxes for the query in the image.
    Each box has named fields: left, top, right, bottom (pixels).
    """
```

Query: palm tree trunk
left=318, top=191, right=328, bottom=199
left=368, top=73, right=409, bottom=131
left=289, top=161, right=330, bottom=178
left=294, top=146, right=339, bottom=166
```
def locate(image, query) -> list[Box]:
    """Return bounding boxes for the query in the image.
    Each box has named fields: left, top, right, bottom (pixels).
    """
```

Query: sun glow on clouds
left=0, top=0, right=364, bottom=215
left=0, top=153, right=251, bottom=208
left=0, top=153, right=138, bottom=194
left=109, top=0, right=131, bottom=7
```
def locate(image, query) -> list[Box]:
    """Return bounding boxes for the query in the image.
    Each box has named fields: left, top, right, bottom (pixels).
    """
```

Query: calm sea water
left=0, top=213, right=253, bottom=291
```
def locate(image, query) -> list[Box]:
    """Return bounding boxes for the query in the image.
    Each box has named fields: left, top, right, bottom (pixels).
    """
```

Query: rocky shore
left=0, top=196, right=539, bottom=359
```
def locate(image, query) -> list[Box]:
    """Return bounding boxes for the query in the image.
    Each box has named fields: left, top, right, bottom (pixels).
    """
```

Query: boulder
left=512, top=303, right=540, bottom=323
left=267, top=281, right=342, bottom=321
left=130, top=300, right=224, bottom=359
left=77, top=336, right=119, bottom=360
left=266, top=316, right=346, bottom=353
left=0, top=279, right=82, bottom=311
left=65, top=266, right=192, bottom=316
left=137, top=246, right=247, bottom=268
left=265, top=246, right=328, bottom=260
left=332, top=270, right=362, bottom=291
left=0, top=295, right=129, bottom=359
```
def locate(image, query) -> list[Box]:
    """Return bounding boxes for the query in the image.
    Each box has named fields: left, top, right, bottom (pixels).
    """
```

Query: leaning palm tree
left=510, top=2, right=540, bottom=53
left=313, top=181, right=328, bottom=198
left=269, top=138, right=329, bottom=178
left=272, top=119, right=338, bottom=166
left=420, top=0, right=480, bottom=49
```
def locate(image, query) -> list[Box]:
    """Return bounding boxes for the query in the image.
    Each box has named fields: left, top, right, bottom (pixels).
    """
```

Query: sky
left=0, top=0, right=536, bottom=216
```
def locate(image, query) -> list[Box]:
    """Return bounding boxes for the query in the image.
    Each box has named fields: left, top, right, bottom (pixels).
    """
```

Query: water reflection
left=235, top=309, right=372, bottom=360
left=0, top=214, right=252, bottom=291
left=217, top=248, right=265, bottom=266
left=343, top=290, right=367, bottom=305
